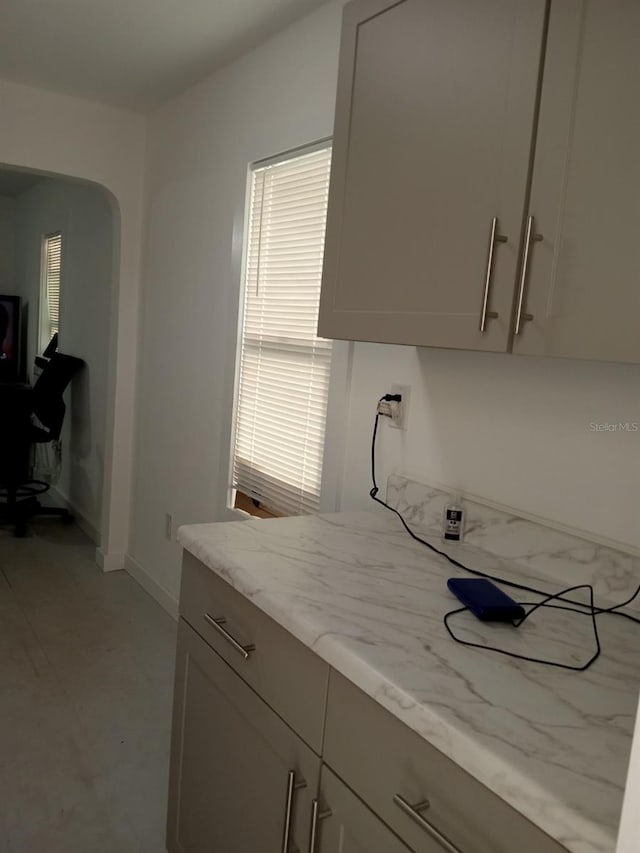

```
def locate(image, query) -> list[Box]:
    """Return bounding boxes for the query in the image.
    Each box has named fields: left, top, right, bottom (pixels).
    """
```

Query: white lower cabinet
left=167, top=619, right=320, bottom=853
left=167, top=556, right=566, bottom=853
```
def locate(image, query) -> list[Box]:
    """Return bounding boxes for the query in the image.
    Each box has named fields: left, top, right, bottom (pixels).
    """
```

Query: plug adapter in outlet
left=390, top=384, right=410, bottom=430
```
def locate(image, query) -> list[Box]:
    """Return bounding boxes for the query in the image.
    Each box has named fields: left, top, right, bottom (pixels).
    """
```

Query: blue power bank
left=447, top=578, right=526, bottom=622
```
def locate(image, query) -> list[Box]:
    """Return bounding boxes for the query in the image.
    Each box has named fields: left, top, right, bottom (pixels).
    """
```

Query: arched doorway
left=0, top=169, right=116, bottom=541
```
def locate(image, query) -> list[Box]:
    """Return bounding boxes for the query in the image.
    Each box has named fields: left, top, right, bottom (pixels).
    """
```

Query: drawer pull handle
left=308, top=799, right=332, bottom=853
left=393, top=794, right=461, bottom=853
left=514, top=214, right=543, bottom=335
left=479, top=216, right=507, bottom=332
left=282, top=770, right=307, bottom=853
left=203, top=613, right=256, bottom=660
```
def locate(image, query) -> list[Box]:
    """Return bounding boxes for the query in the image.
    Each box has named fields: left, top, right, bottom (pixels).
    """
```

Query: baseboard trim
left=48, top=486, right=100, bottom=544
left=124, top=555, right=179, bottom=620
left=95, top=548, right=125, bottom=572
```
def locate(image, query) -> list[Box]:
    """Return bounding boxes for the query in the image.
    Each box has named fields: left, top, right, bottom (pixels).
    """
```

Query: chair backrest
left=42, top=332, right=58, bottom=359
left=32, top=352, right=83, bottom=440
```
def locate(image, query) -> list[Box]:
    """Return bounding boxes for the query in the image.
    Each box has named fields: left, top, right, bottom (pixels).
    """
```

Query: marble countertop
left=178, top=507, right=640, bottom=853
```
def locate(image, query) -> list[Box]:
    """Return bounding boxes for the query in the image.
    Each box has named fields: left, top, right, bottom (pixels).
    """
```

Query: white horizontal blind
left=233, top=146, right=333, bottom=516
left=43, top=233, right=62, bottom=339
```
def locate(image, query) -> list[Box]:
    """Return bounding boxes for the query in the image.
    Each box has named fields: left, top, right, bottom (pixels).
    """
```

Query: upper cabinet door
left=319, top=0, right=547, bottom=351
left=514, top=0, right=640, bottom=363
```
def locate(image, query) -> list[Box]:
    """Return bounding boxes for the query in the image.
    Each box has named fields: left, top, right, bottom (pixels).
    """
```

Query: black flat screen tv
left=0, top=295, right=22, bottom=382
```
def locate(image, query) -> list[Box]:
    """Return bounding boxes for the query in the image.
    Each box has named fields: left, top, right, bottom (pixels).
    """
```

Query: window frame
left=227, top=139, right=348, bottom=519
left=39, top=231, right=63, bottom=353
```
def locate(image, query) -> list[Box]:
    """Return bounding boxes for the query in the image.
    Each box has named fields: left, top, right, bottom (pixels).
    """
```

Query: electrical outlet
left=390, top=383, right=410, bottom=430
left=165, top=513, right=173, bottom=541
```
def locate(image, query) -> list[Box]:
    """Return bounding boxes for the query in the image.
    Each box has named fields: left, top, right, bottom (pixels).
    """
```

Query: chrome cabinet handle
left=393, top=794, right=461, bottom=853
left=307, top=799, right=332, bottom=853
left=514, top=214, right=543, bottom=334
left=203, top=613, right=256, bottom=660
left=282, top=770, right=307, bottom=853
left=479, top=216, right=507, bottom=332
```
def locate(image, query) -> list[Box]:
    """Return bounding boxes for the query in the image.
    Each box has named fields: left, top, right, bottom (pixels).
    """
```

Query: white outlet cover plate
left=390, top=383, right=410, bottom=430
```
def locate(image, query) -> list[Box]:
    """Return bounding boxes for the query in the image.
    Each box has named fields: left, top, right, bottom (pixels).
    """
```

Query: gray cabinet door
left=315, top=767, right=414, bottom=853
left=167, top=619, right=320, bottom=853
left=514, top=0, right=640, bottom=363
left=319, top=0, right=546, bottom=351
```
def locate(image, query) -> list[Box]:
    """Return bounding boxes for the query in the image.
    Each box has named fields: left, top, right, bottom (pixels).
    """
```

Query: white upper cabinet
left=320, top=0, right=640, bottom=364
left=513, top=0, right=640, bottom=363
left=318, top=0, right=547, bottom=351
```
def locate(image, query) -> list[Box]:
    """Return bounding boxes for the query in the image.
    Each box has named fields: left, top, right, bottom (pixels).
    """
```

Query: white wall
left=132, top=0, right=639, bottom=607
left=14, top=179, right=113, bottom=536
left=131, top=2, right=342, bottom=602
left=0, top=196, right=16, bottom=289
left=0, top=80, right=145, bottom=567
left=340, top=344, right=640, bottom=551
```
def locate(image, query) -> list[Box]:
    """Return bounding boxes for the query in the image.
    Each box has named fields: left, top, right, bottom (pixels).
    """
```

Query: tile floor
left=0, top=520, right=176, bottom=852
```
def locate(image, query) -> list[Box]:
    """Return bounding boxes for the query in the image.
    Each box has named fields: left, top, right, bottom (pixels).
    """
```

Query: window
left=40, top=232, right=62, bottom=351
left=232, top=145, right=333, bottom=517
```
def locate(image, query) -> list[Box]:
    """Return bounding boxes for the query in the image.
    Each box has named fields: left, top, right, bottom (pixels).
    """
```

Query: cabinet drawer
left=179, top=551, right=328, bottom=752
left=324, top=671, right=564, bottom=853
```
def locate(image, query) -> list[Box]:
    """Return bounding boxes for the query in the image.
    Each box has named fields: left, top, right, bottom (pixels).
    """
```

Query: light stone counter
left=178, top=499, right=640, bottom=853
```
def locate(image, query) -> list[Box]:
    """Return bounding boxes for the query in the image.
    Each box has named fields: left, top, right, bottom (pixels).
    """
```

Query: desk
left=0, top=383, right=33, bottom=487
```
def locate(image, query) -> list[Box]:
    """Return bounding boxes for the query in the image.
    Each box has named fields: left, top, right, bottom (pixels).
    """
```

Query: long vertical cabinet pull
left=479, top=217, right=508, bottom=331
left=514, top=215, right=543, bottom=334
left=282, top=770, right=307, bottom=853
left=307, top=799, right=332, bottom=853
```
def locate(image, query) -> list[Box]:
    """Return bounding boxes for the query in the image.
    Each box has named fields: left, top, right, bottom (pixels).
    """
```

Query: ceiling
left=0, top=0, right=329, bottom=112
left=0, top=170, right=44, bottom=197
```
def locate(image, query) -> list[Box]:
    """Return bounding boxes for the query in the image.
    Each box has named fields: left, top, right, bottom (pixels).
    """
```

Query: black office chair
left=0, top=351, right=83, bottom=537
left=35, top=331, right=58, bottom=371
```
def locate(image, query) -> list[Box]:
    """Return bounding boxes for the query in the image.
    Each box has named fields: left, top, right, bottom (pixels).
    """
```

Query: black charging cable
left=369, top=397, right=639, bottom=671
